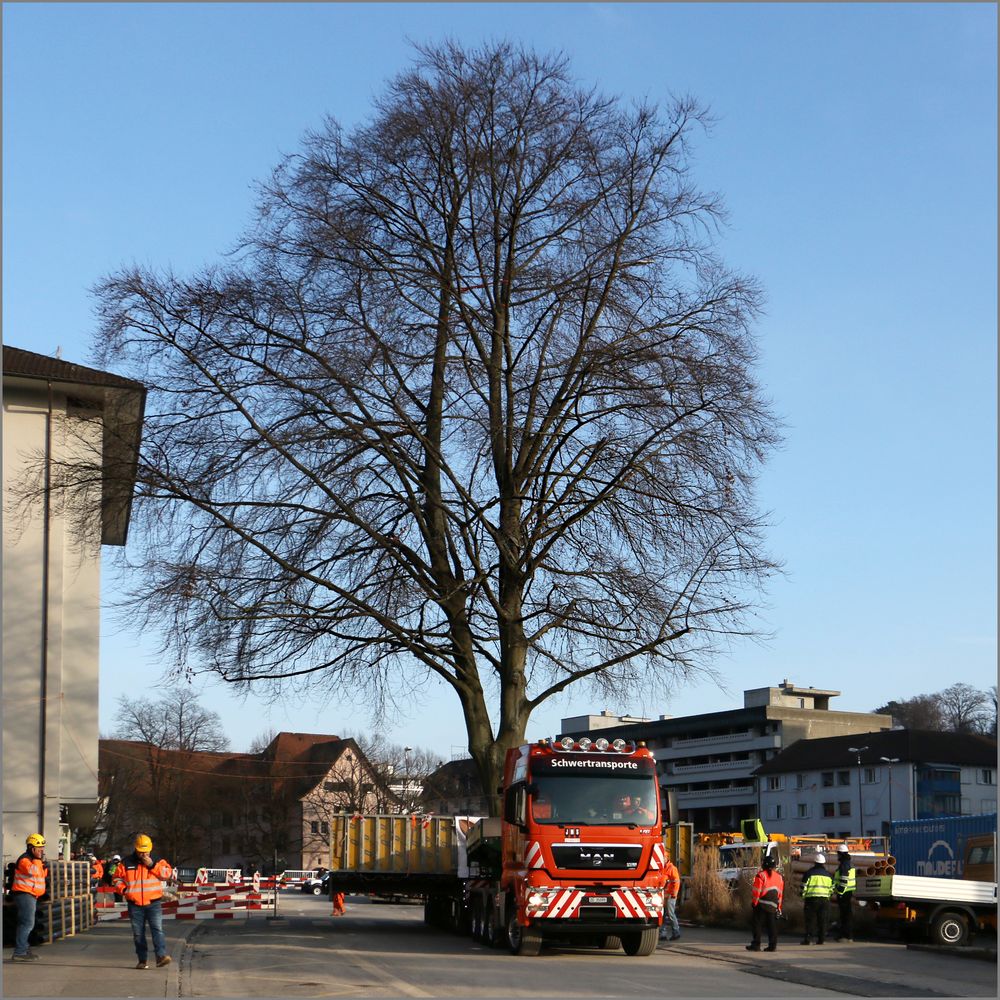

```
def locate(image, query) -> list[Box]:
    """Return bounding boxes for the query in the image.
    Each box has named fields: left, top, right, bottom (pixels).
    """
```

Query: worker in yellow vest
left=800, top=853, right=834, bottom=945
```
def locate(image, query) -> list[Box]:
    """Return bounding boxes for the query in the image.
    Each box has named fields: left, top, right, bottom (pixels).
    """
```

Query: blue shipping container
left=890, top=814, right=997, bottom=879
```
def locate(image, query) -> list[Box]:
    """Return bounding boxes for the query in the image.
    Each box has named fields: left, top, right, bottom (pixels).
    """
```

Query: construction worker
left=659, top=850, right=682, bottom=941
left=331, top=889, right=346, bottom=916
left=833, top=843, right=857, bottom=941
left=10, top=833, right=48, bottom=962
left=746, top=850, right=783, bottom=952
left=112, top=834, right=174, bottom=969
left=800, top=852, right=834, bottom=945
left=90, top=854, right=104, bottom=889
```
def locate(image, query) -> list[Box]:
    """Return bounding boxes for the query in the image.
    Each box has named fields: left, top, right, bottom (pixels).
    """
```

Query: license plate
left=587, top=896, right=609, bottom=904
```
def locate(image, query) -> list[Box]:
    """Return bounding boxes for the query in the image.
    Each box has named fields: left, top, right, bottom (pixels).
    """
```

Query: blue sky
left=4, top=3, right=996, bottom=758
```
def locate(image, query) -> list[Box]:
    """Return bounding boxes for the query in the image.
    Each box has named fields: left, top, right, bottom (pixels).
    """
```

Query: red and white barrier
left=95, top=883, right=278, bottom=921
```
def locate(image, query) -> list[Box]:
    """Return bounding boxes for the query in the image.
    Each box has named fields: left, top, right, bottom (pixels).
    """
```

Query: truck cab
left=497, top=737, right=667, bottom=955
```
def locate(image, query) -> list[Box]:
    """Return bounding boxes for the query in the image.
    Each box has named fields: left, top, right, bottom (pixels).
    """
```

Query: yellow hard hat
left=134, top=834, right=153, bottom=853
left=26, top=833, right=46, bottom=848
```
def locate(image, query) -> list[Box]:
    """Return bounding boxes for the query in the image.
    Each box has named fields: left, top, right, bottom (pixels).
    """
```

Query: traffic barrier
left=95, top=884, right=277, bottom=921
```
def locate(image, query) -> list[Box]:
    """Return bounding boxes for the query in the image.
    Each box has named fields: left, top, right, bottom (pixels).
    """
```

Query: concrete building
left=752, top=728, right=998, bottom=838
left=3, top=346, right=144, bottom=863
left=561, top=680, right=893, bottom=832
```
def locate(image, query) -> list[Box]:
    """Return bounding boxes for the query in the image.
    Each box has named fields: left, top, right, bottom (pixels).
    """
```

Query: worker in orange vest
left=10, top=833, right=48, bottom=962
left=659, top=850, right=682, bottom=941
left=747, top=851, right=784, bottom=952
left=331, top=888, right=346, bottom=916
left=112, top=834, right=174, bottom=970
left=89, top=854, right=104, bottom=888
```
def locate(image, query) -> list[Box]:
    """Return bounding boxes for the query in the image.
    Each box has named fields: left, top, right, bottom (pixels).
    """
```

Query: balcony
left=671, top=759, right=753, bottom=774
left=656, top=733, right=780, bottom=758
left=678, top=785, right=755, bottom=800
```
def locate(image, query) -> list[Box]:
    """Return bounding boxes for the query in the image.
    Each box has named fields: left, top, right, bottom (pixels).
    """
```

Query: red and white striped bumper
left=524, top=886, right=664, bottom=920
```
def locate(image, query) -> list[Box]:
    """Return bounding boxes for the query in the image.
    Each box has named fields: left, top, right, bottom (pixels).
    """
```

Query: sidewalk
left=3, top=917, right=201, bottom=998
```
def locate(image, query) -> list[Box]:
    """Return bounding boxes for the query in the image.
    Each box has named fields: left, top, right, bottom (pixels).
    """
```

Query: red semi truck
left=329, top=735, right=688, bottom=956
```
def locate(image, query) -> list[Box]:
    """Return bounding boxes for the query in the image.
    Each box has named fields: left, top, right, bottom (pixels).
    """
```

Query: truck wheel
left=621, top=927, right=659, bottom=956
left=930, top=911, right=969, bottom=947
left=507, top=914, right=542, bottom=956
left=311, top=885, right=323, bottom=896
left=485, top=905, right=505, bottom=948
left=600, top=935, right=622, bottom=951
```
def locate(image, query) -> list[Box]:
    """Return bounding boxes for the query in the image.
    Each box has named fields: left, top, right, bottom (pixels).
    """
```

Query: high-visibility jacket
left=801, top=864, right=834, bottom=900
left=112, top=851, right=173, bottom=905
left=91, top=859, right=105, bottom=882
left=664, top=861, right=681, bottom=899
left=833, top=863, right=856, bottom=895
left=751, top=868, right=784, bottom=910
left=11, top=851, right=48, bottom=897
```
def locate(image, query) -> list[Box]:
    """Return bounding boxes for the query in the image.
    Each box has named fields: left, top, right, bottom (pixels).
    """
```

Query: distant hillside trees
left=874, top=683, right=996, bottom=737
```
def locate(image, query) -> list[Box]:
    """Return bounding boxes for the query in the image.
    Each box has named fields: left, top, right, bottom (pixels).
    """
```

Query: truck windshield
left=531, top=775, right=659, bottom=825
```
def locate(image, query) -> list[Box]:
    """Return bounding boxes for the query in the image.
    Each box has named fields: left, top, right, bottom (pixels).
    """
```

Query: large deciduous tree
left=86, top=41, right=777, bottom=810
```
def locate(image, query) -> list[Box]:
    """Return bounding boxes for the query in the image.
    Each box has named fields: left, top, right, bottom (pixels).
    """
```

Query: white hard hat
left=837, top=843, right=850, bottom=853
left=815, top=853, right=826, bottom=864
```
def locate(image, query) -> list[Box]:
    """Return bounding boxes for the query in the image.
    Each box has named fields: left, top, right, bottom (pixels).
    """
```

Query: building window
left=838, top=801, right=851, bottom=816
left=765, top=803, right=783, bottom=820
left=823, top=802, right=835, bottom=817
left=822, top=772, right=834, bottom=787
left=767, top=776, right=783, bottom=791
left=797, top=803, right=809, bottom=818
left=837, top=770, right=851, bottom=786
left=979, top=769, right=995, bottom=785
left=321, top=821, right=329, bottom=835
left=798, top=698, right=805, bottom=708
left=795, top=773, right=805, bottom=789
left=863, top=767, right=878, bottom=784
left=310, top=821, right=319, bottom=834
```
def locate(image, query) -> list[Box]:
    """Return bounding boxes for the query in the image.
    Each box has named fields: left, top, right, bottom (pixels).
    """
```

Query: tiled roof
left=753, top=729, right=997, bottom=775
left=3, top=344, right=143, bottom=390
left=99, top=733, right=353, bottom=800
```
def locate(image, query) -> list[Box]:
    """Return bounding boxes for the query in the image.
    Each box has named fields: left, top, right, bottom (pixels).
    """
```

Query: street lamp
left=880, top=757, right=900, bottom=841
left=403, top=747, right=413, bottom=814
left=848, top=746, right=869, bottom=838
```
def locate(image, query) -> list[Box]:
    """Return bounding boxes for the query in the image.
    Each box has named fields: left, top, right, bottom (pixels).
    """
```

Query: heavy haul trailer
left=329, top=737, right=693, bottom=956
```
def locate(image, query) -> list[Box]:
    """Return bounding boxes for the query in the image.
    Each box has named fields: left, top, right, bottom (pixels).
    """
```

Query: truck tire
left=508, top=913, right=543, bottom=956
left=621, top=927, right=659, bottom=956
left=930, top=910, right=969, bottom=947
left=470, top=898, right=484, bottom=941
left=311, top=884, right=323, bottom=896
left=600, top=935, right=622, bottom=951
left=485, top=905, right=505, bottom=948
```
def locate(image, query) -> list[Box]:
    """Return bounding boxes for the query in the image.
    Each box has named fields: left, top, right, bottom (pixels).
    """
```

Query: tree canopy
left=87, top=41, right=778, bottom=808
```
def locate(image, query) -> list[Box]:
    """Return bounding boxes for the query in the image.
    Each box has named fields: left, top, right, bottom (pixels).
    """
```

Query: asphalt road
left=4, top=893, right=997, bottom=998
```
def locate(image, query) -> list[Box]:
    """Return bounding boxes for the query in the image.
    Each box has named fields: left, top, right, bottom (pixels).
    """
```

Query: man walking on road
left=10, top=833, right=48, bottom=962
left=800, top=852, right=834, bottom=945
left=112, top=833, right=174, bottom=969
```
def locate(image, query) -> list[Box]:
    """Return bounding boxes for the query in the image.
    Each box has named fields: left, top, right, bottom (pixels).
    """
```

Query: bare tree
left=83, top=41, right=777, bottom=811
left=873, top=695, right=944, bottom=731
left=248, top=728, right=278, bottom=754
left=113, top=688, right=231, bottom=752
left=105, top=690, right=229, bottom=862
left=938, top=683, right=993, bottom=735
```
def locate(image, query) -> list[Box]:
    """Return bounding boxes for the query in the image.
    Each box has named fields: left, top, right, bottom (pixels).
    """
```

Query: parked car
left=300, top=869, right=329, bottom=895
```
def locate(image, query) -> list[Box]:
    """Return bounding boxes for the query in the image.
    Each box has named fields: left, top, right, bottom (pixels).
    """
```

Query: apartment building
left=752, top=728, right=998, bottom=838
left=561, top=680, right=892, bottom=832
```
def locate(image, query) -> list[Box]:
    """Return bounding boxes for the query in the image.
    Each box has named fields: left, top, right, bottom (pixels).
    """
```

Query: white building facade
left=2, top=347, right=143, bottom=863
left=754, top=728, right=997, bottom=838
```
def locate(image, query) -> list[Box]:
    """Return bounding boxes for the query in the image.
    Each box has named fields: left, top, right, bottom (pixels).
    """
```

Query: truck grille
left=551, top=845, right=642, bottom=870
